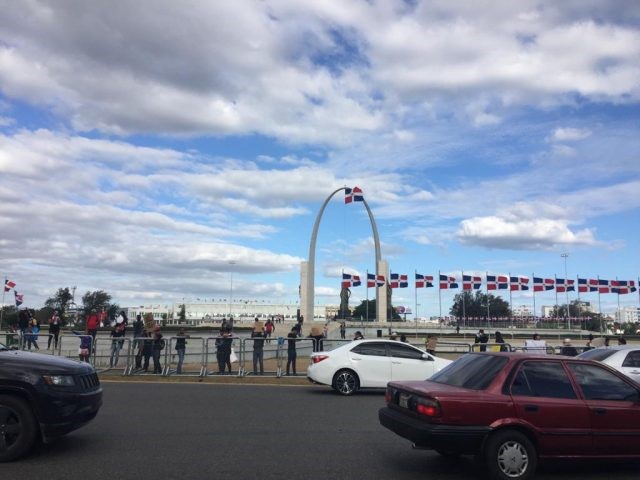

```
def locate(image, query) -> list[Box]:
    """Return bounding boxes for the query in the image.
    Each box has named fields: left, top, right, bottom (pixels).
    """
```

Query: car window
left=622, top=351, right=640, bottom=368
left=510, top=361, right=577, bottom=399
left=350, top=342, right=388, bottom=357
left=430, top=353, right=508, bottom=390
left=568, top=363, right=639, bottom=402
left=577, top=348, right=618, bottom=361
left=388, top=343, right=426, bottom=360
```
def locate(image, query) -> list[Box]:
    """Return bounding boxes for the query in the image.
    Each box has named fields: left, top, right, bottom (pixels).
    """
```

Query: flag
left=533, top=277, right=555, bottom=292
left=415, top=273, right=434, bottom=288
left=510, top=276, right=529, bottom=291
left=578, top=278, right=598, bottom=293
left=462, top=275, right=481, bottom=290
left=341, top=273, right=361, bottom=288
left=555, top=278, right=575, bottom=293
left=4, top=279, right=16, bottom=292
left=14, top=291, right=23, bottom=306
left=344, top=186, right=364, bottom=204
left=611, top=280, right=637, bottom=294
left=486, top=275, right=508, bottom=290
left=439, top=274, right=458, bottom=289
left=390, top=273, right=408, bottom=288
left=367, top=273, right=385, bottom=288
left=594, top=279, right=611, bottom=293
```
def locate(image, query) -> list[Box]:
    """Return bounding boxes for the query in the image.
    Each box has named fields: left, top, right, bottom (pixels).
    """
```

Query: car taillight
left=385, top=387, right=395, bottom=404
left=312, top=355, right=329, bottom=364
left=415, top=398, right=440, bottom=417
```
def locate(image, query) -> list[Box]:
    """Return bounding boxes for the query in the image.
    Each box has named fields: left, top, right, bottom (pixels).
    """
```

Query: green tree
left=351, top=300, right=401, bottom=321
left=44, top=287, right=74, bottom=324
left=178, top=304, right=186, bottom=322
left=449, top=291, right=510, bottom=319
left=81, top=290, right=117, bottom=324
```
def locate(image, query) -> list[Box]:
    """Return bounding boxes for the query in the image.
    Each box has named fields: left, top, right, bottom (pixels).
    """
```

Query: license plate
left=399, top=393, right=410, bottom=409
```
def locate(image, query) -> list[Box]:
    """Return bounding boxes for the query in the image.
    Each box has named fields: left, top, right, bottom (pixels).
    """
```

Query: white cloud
left=551, top=127, right=592, bottom=142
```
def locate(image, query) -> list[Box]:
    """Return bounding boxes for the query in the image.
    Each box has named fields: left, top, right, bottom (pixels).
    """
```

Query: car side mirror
left=422, top=353, right=433, bottom=361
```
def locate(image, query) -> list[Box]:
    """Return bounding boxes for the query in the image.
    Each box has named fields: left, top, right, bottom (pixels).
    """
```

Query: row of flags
left=340, top=272, right=638, bottom=295
left=3, top=278, right=24, bottom=306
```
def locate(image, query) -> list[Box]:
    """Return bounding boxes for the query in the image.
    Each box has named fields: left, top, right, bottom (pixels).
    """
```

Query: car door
left=348, top=342, right=391, bottom=388
left=509, top=360, right=593, bottom=456
left=388, top=342, right=433, bottom=382
left=619, top=350, right=640, bottom=383
left=567, top=362, right=640, bottom=456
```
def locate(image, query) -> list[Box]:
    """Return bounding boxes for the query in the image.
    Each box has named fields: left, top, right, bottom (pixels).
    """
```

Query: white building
left=615, top=306, right=640, bottom=323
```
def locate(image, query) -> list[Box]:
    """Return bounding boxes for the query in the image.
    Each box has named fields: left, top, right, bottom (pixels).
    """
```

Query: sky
left=1, top=1, right=639, bottom=319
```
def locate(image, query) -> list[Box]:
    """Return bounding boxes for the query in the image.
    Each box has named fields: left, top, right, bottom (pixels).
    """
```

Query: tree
left=449, top=291, right=510, bottom=319
left=44, top=287, right=74, bottom=324
left=351, top=300, right=401, bottom=321
left=81, top=290, right=117, bottom=324
left=178, top=304, right=186, bottom=322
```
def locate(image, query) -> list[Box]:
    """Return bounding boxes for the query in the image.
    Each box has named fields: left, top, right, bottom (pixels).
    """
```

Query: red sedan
left=379, top=352, right=640, bottom=480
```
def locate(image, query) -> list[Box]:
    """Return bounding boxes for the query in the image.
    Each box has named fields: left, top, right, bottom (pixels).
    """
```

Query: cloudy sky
left=1, top=0, right=639, bottom=318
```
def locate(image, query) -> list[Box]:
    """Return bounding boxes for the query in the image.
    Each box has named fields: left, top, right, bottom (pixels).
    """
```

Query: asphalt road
left=6, top=381, right=640, bottom=480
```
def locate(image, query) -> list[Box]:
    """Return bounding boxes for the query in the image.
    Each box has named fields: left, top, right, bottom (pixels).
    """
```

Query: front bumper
left=378, top=407, right=490, bottom=454
left=37, top=387, right=103, bottom=440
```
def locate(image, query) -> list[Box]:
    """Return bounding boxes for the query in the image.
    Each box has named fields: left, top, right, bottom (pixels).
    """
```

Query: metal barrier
left=435, top=341, right=473, bottom=354
left=240, top=336, right=281, bottom=377
left=275, top=336, right=315, bottom=377
left=470, top=342, right=513, bottom=353
left=204, top=336, right=243, bottom=377
left=125, top=336, right=166, bottom=375
left=91, top=336, right=132, bottom=374
left=164, top=336, right=206, bottom=377
left=3, top=332, right=22, bottom=349
left=57, top=333, right=96, bottom=365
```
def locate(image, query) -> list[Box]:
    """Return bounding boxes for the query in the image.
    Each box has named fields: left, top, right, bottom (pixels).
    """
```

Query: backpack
left=160, top=339, right=166, bottom=350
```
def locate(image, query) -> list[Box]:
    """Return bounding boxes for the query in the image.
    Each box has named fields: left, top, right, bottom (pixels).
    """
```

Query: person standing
left=426, top=334, right=437, bottom=355
left=26, top=317, right=40, bottom=350
left=251, top=323, right=265, bottom=375
left=109, top=316, right=126, bottom=367
left=141, top=328, right=153, bottom=372
left=339, top=322, right=346, bottom=340
left=48, top=310, right=61, bottom=349
left=175, top=328, right=189, bottom=374
left=286, top=327, right=298, bottom=375
left=151, top=326, right=165, bottom=374
left=215, top=327, right=233, bottom=374
left=85, top=309, right=100, bottom=345
left=560, top=338, right=578, bottom=356
left=494, top=331, right=508, bottom=352
left=264, top=319, right=275, bottom=343
left=133, top=314, right=144, bottom=350
left=474, top=329, right=489, bottom=352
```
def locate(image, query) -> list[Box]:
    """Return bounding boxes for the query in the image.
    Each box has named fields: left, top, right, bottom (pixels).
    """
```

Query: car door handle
left=593, top=408, right=607, bottom=415
left=524, top=405, right=539, bottom=412
left=392, top=361, right=402, bottom=364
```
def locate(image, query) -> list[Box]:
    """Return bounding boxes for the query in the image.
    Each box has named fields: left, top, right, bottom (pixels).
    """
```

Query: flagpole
left=438, top=270, right=442, bottom=322
left=485, top=272, right=490, bottom=327
left=0, top=276, right=6, bottom=328
left=597, top=276, right=603, bottom=334
left=532, top=273, right=536, bottom=322
left=508, top=272, right=513, bottom=329
left=365, top=270, right=369, bottom=323
left=414, top=270, right=418, bottom=339
left=554, top=274, right=559, bottom=328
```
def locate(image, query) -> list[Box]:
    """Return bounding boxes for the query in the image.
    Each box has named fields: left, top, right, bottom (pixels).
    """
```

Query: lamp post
left=561, top=253, right=569, bottom=330
left=228, top=261, right=236, bottom=318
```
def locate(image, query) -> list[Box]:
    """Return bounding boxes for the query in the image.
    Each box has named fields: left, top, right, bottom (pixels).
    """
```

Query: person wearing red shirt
left=86, top=309, right=100, bottom=343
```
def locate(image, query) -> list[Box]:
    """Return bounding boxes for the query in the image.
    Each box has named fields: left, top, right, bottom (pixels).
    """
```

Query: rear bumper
left=378, top=407, right=490, bottom=453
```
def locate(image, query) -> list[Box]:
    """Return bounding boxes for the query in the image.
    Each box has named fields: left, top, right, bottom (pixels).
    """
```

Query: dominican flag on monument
left=462, top=275, right=481, bottom=290
left=510, top=276, right=529, bottom=291
left=4, top=279, right=16, bottom=292
left=439, top=274, right=458, bottom=289
left=486, top=275, right=508, bottom=290
left=390, top=273, right=408, bottom=288
left=555, top=278, right=575, bottom=293
left=367, top=273, right=385, bottom=288
left=341, top=273, right=361, bottom=288
left=578, top=278, right=598, bottom=293
left=344, top=186, right=364, bottom=204
left=611, top=280, right=637, bottom=294
left=533, top=277, right=555, bottom=292
left=415, top=273, right=434, bottom=288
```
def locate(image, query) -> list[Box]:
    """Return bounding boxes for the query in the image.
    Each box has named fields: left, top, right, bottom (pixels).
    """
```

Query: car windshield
left=429, top=353, right=508, bottom=390
left=577, top=349, right=618, bottom=361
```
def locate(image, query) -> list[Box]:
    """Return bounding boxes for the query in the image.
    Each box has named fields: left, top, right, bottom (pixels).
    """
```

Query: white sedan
left=306, top=339, right=452, bottom=395
left=577, top=345, right=640, bottom=383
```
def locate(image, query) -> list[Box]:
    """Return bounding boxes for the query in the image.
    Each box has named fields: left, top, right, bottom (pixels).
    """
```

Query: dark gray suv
left=0, top=341, right=103, bottom=461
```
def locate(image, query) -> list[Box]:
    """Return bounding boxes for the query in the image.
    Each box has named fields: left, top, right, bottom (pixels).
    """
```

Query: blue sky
left=0, top=1, right=639, bottom=319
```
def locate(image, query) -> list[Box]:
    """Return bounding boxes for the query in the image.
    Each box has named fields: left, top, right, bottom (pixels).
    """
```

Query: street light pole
left=561, top=253, right=569, bottom=330
left=228, top=261, right=236, bottom=318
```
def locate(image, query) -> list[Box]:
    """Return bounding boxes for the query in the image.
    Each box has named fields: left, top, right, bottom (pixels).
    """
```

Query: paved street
left=5, top=382, right=640, bottom=480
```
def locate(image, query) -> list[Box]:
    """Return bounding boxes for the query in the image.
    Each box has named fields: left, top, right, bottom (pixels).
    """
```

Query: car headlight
left=42, top=375, right=76, bottom=386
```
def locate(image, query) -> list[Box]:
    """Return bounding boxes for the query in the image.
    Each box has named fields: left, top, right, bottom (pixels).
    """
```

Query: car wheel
left=485, top=430, right=537, bottom=480
left=332, top=369, right=360, bottom=396
left=0, top=395, right=38, bottom=462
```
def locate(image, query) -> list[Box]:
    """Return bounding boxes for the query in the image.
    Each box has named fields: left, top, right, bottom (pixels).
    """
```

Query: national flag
left=594, top=279, right=611, bottom=293
left=578, top=278, right=598, bottom=293
left=344, top=186, right=364, bottom=204
left=510, top=276, right=529, bottom=291
left=439, top=274, right=458, bottom=289
left=611, top=280, right=637, bottom=294
left=555, top=278, right=575, bottom=293
left=390, top=273, right=408, bottom=289
left=341, top=273, right=361, bottom=288
left=4, top=279, right=16, bottom=292
left=14, top=291, right=23, bottom=306
left=486, top=275, right=508, bottom=290
left=462, top=275, right=482, bottom=290
left=367, top=273, right=385, bottom=288
left=415, top=273, right=434, bottom=288
left=533, top=277, right=555, bottom=292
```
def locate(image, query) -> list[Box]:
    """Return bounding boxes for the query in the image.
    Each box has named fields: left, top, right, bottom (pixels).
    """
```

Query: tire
left=332, top=369, right=360, bottom=396
left=0, top=395, right=38, bottom=462
left=484, top=430, right=537, bottom=480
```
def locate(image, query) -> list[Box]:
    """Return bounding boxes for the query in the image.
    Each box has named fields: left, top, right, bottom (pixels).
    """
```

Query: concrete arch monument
left=300, top=187, right=388, bottom=324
